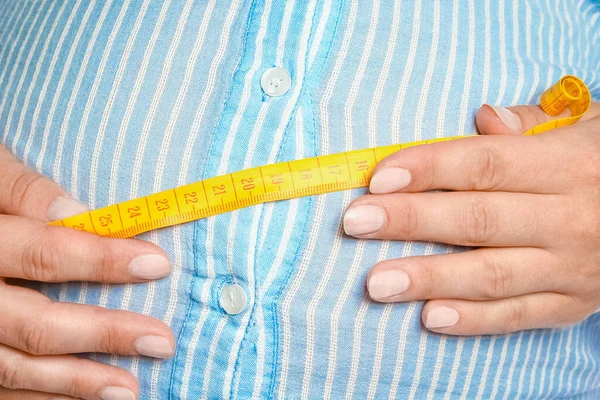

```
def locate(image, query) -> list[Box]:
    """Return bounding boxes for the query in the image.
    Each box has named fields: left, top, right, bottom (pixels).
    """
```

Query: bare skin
left=344, top=102, right=600, bottom=335
left=0, top=145, right=174, bottom=400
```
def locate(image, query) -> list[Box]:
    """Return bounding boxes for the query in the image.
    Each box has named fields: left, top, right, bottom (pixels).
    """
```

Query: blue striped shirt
left=1, top=0, right=600, bottom=398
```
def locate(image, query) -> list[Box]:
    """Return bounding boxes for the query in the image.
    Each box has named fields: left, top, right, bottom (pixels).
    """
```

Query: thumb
left=475, top=101, right=600, bottom=135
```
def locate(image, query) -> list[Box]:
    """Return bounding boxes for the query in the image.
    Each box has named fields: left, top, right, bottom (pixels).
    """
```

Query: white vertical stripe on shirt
left=387, top=307, right=418, bottom=398
left=413, top=1, right=440, bottom=141
left=564, top=1, right=574, bottom=67
left=390, top=0, right=422, bottom=143
left=481, top=0, right=491, bottom=103
left=10, top=1, right=66, bottom=154
left=490, top=333, right=512, bottom=399
left=277, top=0, right=358, bottom=396
left=323, top=1, right=379, bottom=396
left=577, top=325, right=590, bottom=394
left=558, top=328, right=574, bottom=393
left=435, top=0, right=459, bottom=138
left=475, top=336, right=497, bottom=399
left=70, top=0, right=131, bottom=197
left=0, top=1, right=52, bottom=141
left=547, top=329, right=566, bottom=397
left=8, top=1, right=68, bottom=154
left=567, top=326, right=582, bottom=393
left=494, top=0, right=508, bottom=105
left=509, top=0, right=525, bottom=105
left=516, top=332, right=535, bottom=398
left=0, top=1, right=37, bottom=117
left=502, top=331, right=524, bottom=399
left=0, top=1, right=20, bottom=41
left=583, top=326, right=598, bottom=390
left=537, top=329, right=556, bottom=397
left=22, top=1, right=87, bottom=164
left=523, top=0, right=540, bottom=104
left=89, top=0, right=151, bottom=205
left=307, top=0, right=332, bottom=68
left=41, top=0, right=111, bottom=178
left=457, top=0, right=476, bottom=133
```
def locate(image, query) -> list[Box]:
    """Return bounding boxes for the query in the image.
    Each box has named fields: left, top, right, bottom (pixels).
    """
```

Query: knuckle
left=96, top=308, right=126, bottom=353
left=506, top=298, right=528, bottom=332
left=0, top=353, right=25, bottom=390
left=397, top=199, right=420, bottom=238
left=20, top=229, right=59, bottom=282
left=568, top=203, right=600, bottom=247
left=415, top=262, right=436, bottom=298
left=97, top=239, right=119, bottom=282
left=469, top=147, right=502, bottom=190
left=586, top=215, right=600, bottom=244
left=461, top=201, right=498, bottom=244
left=9, top=171, right=46, bottom=214
left=478, top=257, right=513, bottom=299
left=65, top=369, right=88, bottom=398
left=18, top=318, right=55, bottom=355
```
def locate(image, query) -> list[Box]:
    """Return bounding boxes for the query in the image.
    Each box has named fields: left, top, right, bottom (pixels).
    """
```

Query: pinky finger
left=421, top=293, right=587, bottom=336
left=0, top=386, right=78, bottom=399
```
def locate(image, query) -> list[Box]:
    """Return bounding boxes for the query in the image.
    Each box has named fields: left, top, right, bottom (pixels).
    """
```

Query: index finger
left=0, top=145, right=88, bottom=221
left=368, top=132, right=571, bottom=194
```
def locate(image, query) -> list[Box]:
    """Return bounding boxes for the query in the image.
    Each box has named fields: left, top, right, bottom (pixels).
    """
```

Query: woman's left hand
left=343, top=102, right=600, bottom=335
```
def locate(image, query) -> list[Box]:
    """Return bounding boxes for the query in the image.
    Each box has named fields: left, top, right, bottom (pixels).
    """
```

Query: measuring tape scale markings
left=49, top=76, right=591, bottom=238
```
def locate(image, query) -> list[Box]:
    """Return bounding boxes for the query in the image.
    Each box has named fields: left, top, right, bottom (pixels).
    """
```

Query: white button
left=260, top=67, right=291, bottom=97
left=220, top=283, right=247, bottom=315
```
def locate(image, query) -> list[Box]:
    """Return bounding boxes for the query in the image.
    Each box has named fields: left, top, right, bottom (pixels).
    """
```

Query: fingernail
left=425, top=306, right=460, bottom=329
left=369, top=167, right=412, bottom=194
left=368, top=269, right=410, bottom=300
left=488, top=105, right=522, bottom=133
left=100, top=386, right=136, bottom=400
left=46, top=196, right=90, bottom=221
left=135, top=335, right=175, bottom=359
left=343, top=205, right=387, bottom=236
left=128, top=254, right=172, bottom=280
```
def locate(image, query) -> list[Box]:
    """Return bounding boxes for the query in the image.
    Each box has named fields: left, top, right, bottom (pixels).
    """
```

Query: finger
left=0, top=215, right=171, bottom=283
left=0, top=387, right=78, bottom=400
left=0, top=283, right=175, bottom=358
left=0, top=343, right=139, bottom=400
left=367, top=247, right=561, bottom=302
left=476, top=101, right=600, bottom=135
left=343, top=192, right=560, bottom=247
left=368, top=132, right=575, bottom=194
left=420, top=292, right=585, bottom=335
left=0, top=145, right=89, bottom=221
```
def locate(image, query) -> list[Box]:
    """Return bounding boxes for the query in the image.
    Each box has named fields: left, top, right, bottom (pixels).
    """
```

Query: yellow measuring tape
left=49, top=76, right=591, bottom=238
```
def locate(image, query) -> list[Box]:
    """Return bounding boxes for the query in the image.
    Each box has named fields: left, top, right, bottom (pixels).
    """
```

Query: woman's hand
left=0, top=146, right=174, bottom=400
left=343, top=102, right=600, bottom=336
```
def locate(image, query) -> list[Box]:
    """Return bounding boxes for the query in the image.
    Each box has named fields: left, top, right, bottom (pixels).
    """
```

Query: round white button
left=220, top=283, right=247, bottom=315
left=260, top=67, right=291, bottom=97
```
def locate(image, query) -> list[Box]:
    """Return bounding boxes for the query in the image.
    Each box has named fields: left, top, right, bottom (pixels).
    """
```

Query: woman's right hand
left=0, top=145, right=174, bottom=400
